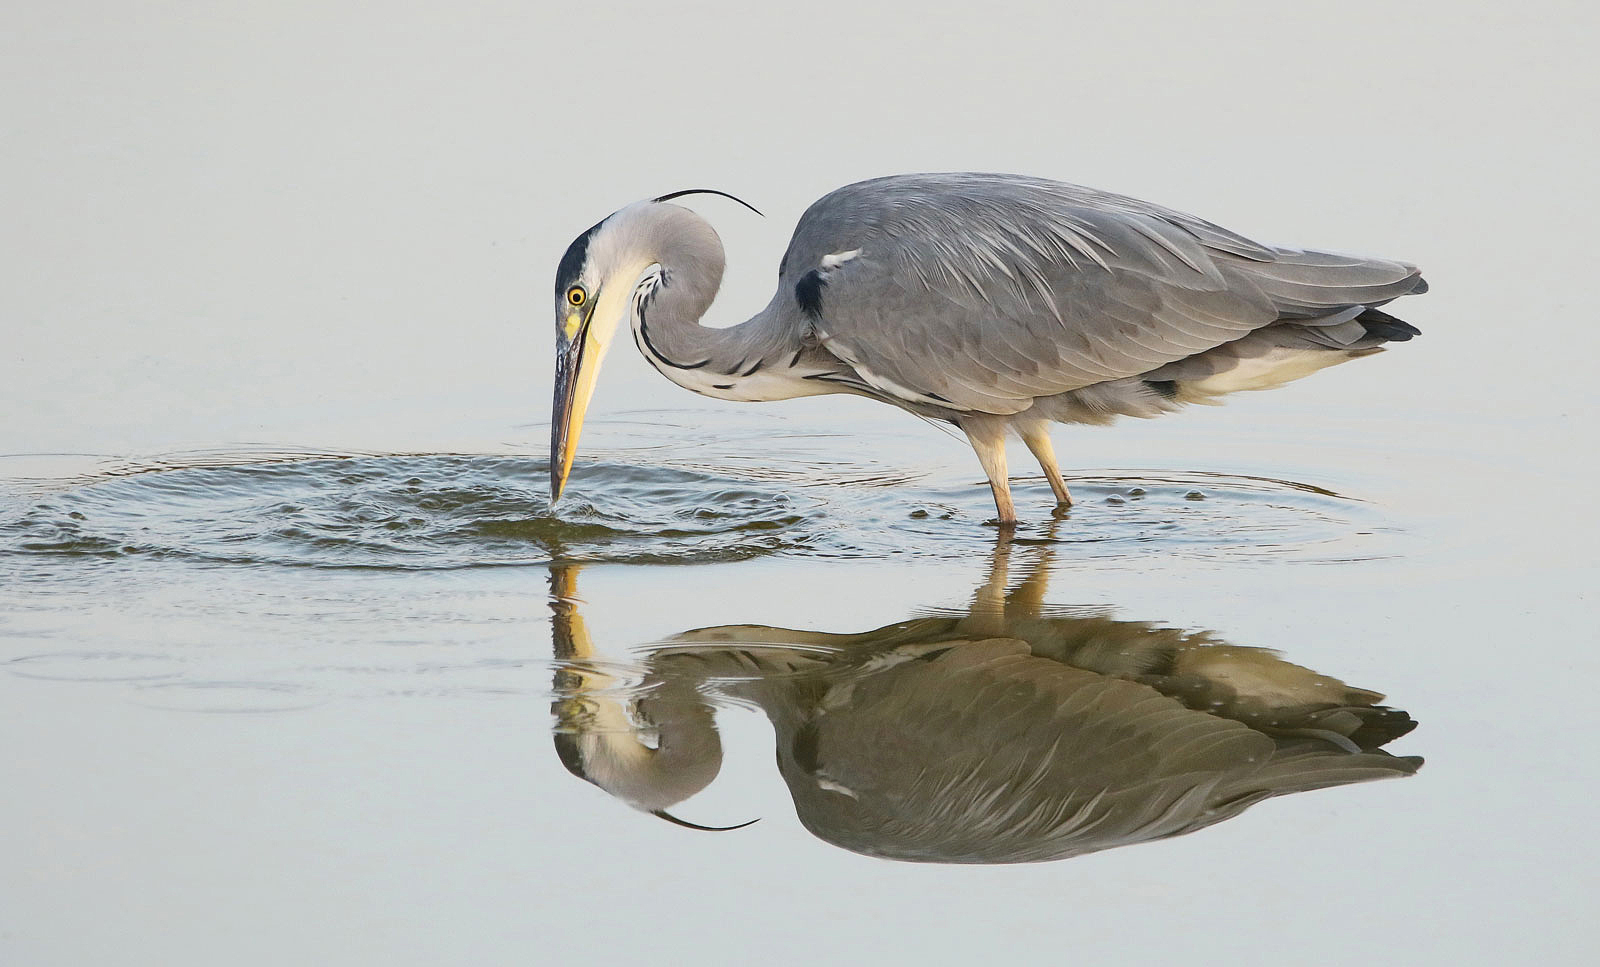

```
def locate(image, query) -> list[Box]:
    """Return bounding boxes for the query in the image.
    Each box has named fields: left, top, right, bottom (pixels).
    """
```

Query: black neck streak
left=634, top=275, right=713, bottom=371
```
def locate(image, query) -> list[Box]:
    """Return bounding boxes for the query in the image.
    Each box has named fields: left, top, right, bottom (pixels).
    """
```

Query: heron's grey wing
left=782, top=639, right=1415, bottom=863
left=781, top=173, right=1425, bottom=413
left=1028, top=618, right=1419, bottom=750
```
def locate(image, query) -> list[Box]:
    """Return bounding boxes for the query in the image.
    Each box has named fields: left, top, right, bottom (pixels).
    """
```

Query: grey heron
left=547, top=540, right=1420, bottom=863
left=550, top=173, right=1427, bottom=523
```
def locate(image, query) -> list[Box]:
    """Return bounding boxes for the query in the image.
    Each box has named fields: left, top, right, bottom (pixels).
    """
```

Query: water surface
left=1, top=403, right=1590, bottom=966
left=0, top=421, right=1395, bottom=572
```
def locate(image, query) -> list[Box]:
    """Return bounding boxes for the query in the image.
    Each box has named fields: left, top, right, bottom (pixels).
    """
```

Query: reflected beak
left=550, top=323, right=591, bottom=505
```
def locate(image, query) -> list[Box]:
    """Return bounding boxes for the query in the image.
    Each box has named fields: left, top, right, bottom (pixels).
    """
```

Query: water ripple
left=0, top=447, right=1396, bottom=570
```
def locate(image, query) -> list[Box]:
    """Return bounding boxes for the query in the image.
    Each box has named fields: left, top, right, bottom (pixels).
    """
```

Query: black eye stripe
left=555, top=218, right=604, bottom=299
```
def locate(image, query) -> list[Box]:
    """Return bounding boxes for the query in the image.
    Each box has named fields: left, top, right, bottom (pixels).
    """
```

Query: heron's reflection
left=549, top=541, right=1420, bottom=864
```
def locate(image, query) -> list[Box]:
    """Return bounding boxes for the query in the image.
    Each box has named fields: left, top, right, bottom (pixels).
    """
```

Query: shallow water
left=0, top=445, right=1389, bottom=570
left=2, top=403, right=1592, bottom=964
left=0, top=417, right=1398, bottom=717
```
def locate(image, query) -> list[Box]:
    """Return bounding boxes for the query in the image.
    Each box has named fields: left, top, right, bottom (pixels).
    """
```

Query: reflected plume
left=549, top=539, right=1420, bottom=863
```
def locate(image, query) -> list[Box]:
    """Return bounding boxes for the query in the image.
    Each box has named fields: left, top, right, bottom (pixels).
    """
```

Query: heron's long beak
left=550, top=314, right=598, bottom=505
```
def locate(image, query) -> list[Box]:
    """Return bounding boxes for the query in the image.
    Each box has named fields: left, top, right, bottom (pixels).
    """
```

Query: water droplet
left=1184, top=490, right=1207, bottom=501
left=1127, top=487, right=1147, bottom=497
left=1105, top=495, right=1125, bottom=505
left=909, top=509, right=929, bottom=519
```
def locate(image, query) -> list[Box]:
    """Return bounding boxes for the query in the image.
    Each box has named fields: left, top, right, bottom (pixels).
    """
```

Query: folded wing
left=782, top=173, right=1425, bottom=413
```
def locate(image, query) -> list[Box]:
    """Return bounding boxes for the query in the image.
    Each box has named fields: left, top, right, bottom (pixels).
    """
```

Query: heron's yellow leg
left=1008, top=546, right=1053, bottom=615
left=963, top=533, right=1013, bottom=635
left=960, top=419, right=1017, bottom=525
left=1017, top=421, right=1072, bottom=507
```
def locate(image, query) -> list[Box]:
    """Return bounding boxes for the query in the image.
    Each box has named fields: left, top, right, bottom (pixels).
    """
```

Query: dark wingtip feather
left=1358, top=306, right=1422, bottom=342
left=1144, top=379, right=1179, bottom=400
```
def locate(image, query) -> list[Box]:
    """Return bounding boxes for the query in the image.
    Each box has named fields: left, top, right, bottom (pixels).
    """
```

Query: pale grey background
left=6, top=0, right=1593, bottom=456
left=3, top=2, right=1597, bottom=965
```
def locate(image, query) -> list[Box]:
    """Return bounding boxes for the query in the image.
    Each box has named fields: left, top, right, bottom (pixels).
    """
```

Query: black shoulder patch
left=795, top=269, right=826, bottom=320
left=555, top=218, right=604, bottom=298
left=791, top=721, right=821, bottom=774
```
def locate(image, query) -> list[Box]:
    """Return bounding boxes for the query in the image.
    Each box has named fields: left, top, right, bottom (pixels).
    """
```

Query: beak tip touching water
left=548, top=414, right=566, bottom=509
left=550, top=333, right=585, bottom=510
left=548, top=438, right=572, bottom=511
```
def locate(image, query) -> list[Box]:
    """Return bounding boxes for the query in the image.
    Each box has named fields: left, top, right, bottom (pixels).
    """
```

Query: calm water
left=3, top=405, right=1594, bottom=964
left=5, top=4, right=1598, bottom=965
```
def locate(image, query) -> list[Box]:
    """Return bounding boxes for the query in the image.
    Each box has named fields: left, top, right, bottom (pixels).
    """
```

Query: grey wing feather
left=781, top=173, right=1425, bottom=413
left=791, top=640, right=1413, bottom=863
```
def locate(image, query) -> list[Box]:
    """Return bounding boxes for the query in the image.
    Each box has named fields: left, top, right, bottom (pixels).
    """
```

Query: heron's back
left=777, top=173, right=1427, bottom=418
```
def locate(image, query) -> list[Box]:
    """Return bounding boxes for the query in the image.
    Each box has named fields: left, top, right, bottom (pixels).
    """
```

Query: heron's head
left=549, top=190, right=758, bottom=505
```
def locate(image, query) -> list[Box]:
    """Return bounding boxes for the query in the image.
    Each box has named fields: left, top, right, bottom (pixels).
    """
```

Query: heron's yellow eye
left=567, top=286, right=586, bottom=307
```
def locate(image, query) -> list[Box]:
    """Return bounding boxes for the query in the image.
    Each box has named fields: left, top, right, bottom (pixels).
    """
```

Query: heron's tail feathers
left=1139, top=301, right=1422, bottom=405
left=1241, top=247, right=1428, bottom=319
left=1183, top=745, right=1422, bottom=834
left=1354, top=306, right=1422, bottom=343
left=1232, top=744, right=1422, bottom=800
left=1035, top=260, right=1427, bottom=419
left=1196, top=742, right=1420, bottom=832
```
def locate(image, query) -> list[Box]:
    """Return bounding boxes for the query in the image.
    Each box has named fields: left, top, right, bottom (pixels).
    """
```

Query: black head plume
left=651, top=809, right=761, bottom=832
left=653, top=188, right=763, bottom=217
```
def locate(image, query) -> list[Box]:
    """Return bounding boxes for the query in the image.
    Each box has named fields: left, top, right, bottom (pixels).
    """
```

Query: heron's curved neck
left=551, top=565, right=723, bottom=811
left=618, top=206, right=804, bottom=398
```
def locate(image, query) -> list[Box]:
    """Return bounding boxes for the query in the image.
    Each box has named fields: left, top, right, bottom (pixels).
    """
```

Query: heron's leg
left=1017, top=420, right=1072, bottom=507
left=964, top=532, right=1013, bottom=635
left=959, top=418, right=1017, bottom=525
left=1008, top=546, right=1053, bottom=616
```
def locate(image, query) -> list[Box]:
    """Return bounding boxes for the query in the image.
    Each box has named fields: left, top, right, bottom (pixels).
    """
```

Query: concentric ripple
left=0, top=441, right=1395, bottom=569
left=0, top=455, right=816, bottom=568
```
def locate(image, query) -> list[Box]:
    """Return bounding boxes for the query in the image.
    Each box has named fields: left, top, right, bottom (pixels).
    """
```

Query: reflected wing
left=783, top=639, right=1418, bottom=863
left=782, top=174, right=1425, bottom=413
